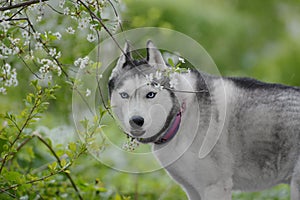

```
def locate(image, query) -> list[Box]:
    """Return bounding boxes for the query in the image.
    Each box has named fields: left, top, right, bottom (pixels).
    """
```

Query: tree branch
left=0, top=0, right=49, bottom=12
left=36, top=135, right=83, bottom=200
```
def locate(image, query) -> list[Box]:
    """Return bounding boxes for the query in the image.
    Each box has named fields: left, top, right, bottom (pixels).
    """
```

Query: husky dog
left=108, top=41, right=300, bottom=200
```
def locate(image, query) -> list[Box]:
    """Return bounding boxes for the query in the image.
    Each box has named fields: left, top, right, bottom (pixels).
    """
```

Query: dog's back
left=225, top=77, right=300, bottom=191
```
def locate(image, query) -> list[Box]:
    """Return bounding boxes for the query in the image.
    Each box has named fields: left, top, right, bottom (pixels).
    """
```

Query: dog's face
left=108, top=41, right=180, bottom=141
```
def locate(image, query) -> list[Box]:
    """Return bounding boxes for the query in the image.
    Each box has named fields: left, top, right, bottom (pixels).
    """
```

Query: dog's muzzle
left=129, top=115, right=146, bottom=136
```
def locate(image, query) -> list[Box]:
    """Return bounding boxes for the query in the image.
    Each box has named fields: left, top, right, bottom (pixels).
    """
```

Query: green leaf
left=48, top=162, right=57, bottom=172
left=61, top=159, right=67, bottom=167
left=168, top=58, right=175, bottom=67
left=0, top=134, right=7, bottom=140
left=114, top=194, right=122, bottom=200
left=68, top=142, right=77, bottom=152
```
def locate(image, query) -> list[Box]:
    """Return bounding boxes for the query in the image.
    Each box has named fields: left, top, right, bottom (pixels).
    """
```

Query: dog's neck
left=153, top=72, right=199, bottom=149
left=154, top=101, right=186, bottom=145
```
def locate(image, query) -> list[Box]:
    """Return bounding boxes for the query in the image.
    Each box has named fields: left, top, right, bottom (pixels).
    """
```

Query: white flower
left=169, top=74, right=178, bottom=88
left=39, top=65, right=50, bottom=74
left=24, top=40, right=30, bottom=46
left=55, top=51, right=61, bottom=59
left=153, top=82, right=163, bottom=90
left=35, top=42, right=43, bottom=50
left=0, top=87, right=7, bottom=94
left=155, top=71, right=162, bottom=80
left=66, top=27, right=75, bottom=34
left=3, top=47, right=12, bottom=55
left=0, top=54, right=8, bottom=59
left=36, top=16, right=42, bottom=22
left=54, top=32, right=62, bottom=40
left=0, top=21, right=10, bottom=32
left=178, top=57, right=185, bottom=63
left=74, top=56, right=90, bottom=69
left=21, top=31, right=29, bottom=39
left=87, top=34, right=96, bottom=42
left=49, top=48, right=57, bottom=57
left=59, top=0, right=65, bottom=8
left=90, top=24, right=97, bottom=32
left=3, top=63, right=11, bottom=72
left=56, top=67, right=62, bottom=76
left=33, top=32, right=41, bottom=40
left=1, top=63, right=18, bottom=88
left=145, top=73, right=153, bottom=83
left=86, top=89, right=91, bottom=97
left=78, top=17, right=90, bottom=30
left=12, top=47, right=20, bottom=55
left=63, top=7, right=70, bottom=15
left=8, top=37, right=20, bottom=45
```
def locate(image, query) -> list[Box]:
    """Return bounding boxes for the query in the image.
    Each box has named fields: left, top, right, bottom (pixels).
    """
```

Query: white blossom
left=178, top=57, right=185, bottom=63
left=66, top=27, right=75, bottom=34
left=55, top=51, right=61, bottom=59
left=33, top=32, right=41, bottom=40
left=39, top=65, right=50, bottom=75
left=12, top=47, right=20, bottom=55
left=36, top=16, right=42, bottom=22
left=1, top=63, right=18, bottom=90
left=54, top=32, right=62, bottom=40
left=78, top=17, right=90, bottom=30
left=86, top=89, right=91, bottom=97
left=0, top=21, right=11, bottom=32
left=0, top=54, right=8, bottom=59
left=153, top=82, right=163, bottom=90
left=169, top=74, right=178, bottom=88
left=87, top=34, right=96, bottom=42
left=35, top=42, right=43, bottom=50
left=155, top=71, right=162, bottom=80
left=63, top=7, right=70, bottom=15
left=49, top=48, right=57, bottom=57
left=0, top=87, right=6, bottom=94
left=59, top=0, right=66, bottom=8
left=145, top=73, right=153, bottom=83
left=9, top=37, right=20, bottom=45
left=3, top=47, right=12, bottom=55
left=74, top=56, right=90, bottom=69
left=21, top=31, right=30, bottom=40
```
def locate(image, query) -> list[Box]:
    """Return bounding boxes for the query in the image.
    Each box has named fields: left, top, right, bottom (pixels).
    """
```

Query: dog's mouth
left=129, top=129, right=146, bottom=137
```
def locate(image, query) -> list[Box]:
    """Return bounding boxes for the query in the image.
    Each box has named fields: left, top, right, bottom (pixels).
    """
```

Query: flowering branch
left=0, top=0, right=49, bottom=11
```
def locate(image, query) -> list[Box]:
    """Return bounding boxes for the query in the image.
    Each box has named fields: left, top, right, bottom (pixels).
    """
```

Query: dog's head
left=108, top=41, right=181, bottom=142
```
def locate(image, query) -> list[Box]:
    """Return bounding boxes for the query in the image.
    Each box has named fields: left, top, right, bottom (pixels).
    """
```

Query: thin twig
left=0, top=92, right=40, bottom=174
left=0, top=162, right=71, bottom=193
left=36, top=135, right=83, bottom=200
left=77, top=0, right=127, bottom=57
left=0, top=0, right=49, bottom=11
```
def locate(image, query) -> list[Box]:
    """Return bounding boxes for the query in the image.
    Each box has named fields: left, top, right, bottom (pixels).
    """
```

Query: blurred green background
left=1, top=0, right=300, bottom=199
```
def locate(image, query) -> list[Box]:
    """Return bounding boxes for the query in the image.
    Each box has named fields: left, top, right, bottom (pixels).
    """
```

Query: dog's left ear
left=147, top=40, right=167, bottom=70
left=110, top=42, right=132, bottom=79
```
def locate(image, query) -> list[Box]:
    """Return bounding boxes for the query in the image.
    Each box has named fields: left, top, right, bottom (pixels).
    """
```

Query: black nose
left=129, top=115, right=144, bottom=127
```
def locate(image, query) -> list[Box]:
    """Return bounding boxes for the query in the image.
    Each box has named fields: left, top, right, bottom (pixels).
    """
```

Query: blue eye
left=120, top=92, right=129, bottom=99
left=146, top=92, right=157, bottom=99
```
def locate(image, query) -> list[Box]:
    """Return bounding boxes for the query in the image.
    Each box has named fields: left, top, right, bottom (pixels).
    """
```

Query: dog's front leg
left=203, top=178, right=233, bottom=200
left=291, top=158, right=300, bottom=200
left=183, top=186, right=202, bottom=200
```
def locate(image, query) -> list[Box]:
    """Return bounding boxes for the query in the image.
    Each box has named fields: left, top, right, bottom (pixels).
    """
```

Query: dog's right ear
left=110, top=42, right=132, bottom=78
left=147, top=40, right=167, bottom=71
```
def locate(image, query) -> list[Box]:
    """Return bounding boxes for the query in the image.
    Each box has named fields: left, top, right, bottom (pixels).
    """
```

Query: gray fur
left=109, top=41, right=300, bottom=200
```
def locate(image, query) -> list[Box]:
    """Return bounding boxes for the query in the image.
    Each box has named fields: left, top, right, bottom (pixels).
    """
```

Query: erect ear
left=116, top=41, right=132, bottom=69
left=110, top=42, right=132, bottom=78
left=146, top=40, right=167, bottom=70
